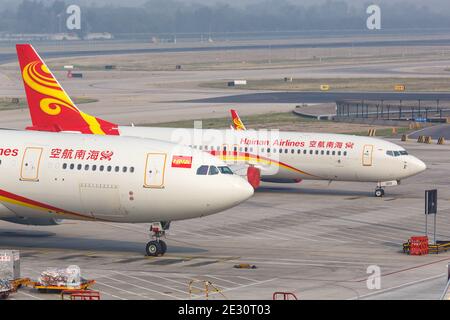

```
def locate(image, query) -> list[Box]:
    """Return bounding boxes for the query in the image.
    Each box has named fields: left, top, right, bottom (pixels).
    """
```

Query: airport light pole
left=425, top=189, right=437, bottom=244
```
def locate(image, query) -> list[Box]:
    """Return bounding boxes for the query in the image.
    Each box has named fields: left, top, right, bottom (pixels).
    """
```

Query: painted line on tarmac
left=351, top=273, right=445, bottom=300
left=94, top=289, right=127, bottom=300
left=95, top=279, right=151, bottom=300
left=205, top=275, right=244, bottom=286
left=191, top=278, right=278, bottom=300
left=15, top=290, right=44, bottom=300
left=103, top=275, right=180, bottom=300
left=114, top=271, right=188, bottom=297
left=138, top=272, right=205, bottom=291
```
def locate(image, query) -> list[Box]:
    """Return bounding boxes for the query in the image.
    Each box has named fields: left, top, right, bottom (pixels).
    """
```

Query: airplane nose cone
left=410, top=157, right=427, bottom=175
left=208, top=176, right=254, bottom=213
left=417, top=159, right=427, bottom=172
left=227, top=175, right=255, bottom=205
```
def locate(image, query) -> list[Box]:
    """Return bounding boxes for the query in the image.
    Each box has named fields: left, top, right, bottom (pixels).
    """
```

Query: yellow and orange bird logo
left=231, top=110, right=246, bottom=131
left=233, top=117, right=246, bottom=130
left=22, top=61, right=107, bottom=135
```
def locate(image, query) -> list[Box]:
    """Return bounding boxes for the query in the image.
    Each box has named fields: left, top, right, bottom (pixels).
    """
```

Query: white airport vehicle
left=17, top=44, right=426, bottom=197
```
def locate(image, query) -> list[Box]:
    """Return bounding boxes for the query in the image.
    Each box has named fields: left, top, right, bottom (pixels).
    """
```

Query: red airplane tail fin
left=16, top=44, right=119, bottom=135
left=230, top=109, right=246, bottom=131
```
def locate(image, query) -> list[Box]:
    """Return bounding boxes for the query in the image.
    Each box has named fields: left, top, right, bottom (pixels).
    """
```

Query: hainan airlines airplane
left=16, top=44, right=426, bottom=198
left=0, top=129, right=253, bottom=256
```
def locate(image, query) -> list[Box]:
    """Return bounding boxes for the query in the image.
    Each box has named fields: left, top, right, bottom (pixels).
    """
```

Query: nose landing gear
left=145, top=221, right=170, bottom=256
left=374, top=180, right=399, bottom=197
left=375, top=188, right=385, bottom=197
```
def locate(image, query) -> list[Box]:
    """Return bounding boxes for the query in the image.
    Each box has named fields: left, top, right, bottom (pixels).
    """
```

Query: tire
left=375, top=189, right=383, bottom=197
left=160, top=241, right=167, bottom=255
left=146, top=241, right=161, bottom=256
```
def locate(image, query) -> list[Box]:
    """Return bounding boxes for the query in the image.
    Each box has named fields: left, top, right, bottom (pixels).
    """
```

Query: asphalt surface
left=187, top=91, right=450, bottom=104
left=3, top=36, right=450, bottom=65
left=409, top=124, right=450, bottom=139
left=2, top=140, right=450, bottom=300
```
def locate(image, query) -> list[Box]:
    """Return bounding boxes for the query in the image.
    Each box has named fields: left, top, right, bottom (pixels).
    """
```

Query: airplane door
left=362, top=145, right=374, bottom=166
left=20, top=147, right=43, bottom=181
left=79, top=183, right=125, bottom=218
left=144, top=153, right=167, bottom=188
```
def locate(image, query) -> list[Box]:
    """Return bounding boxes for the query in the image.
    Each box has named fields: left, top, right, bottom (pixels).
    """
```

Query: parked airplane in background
left=230, top=109, right=246, bottom=131
left=17, top=44, right=427, bottom=198
left=0, top=129, right=253, bottom=256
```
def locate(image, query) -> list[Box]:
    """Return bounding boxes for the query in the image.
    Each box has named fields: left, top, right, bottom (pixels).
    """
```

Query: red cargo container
left=410, top=236, right=429, bottom=255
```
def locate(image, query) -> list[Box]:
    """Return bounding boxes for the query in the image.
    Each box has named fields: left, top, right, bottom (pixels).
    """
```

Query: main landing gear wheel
left=146, top=240, right=166, bottom=256
left=145, top=222, right=169, bottom=256
left=375, top=188, right=385, bottom=197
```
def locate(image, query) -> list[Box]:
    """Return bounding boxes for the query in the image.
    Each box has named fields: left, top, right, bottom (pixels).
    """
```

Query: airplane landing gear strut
left=145, top=222, right=169, bottom=256
left=374, top=180, right=399, bottom=198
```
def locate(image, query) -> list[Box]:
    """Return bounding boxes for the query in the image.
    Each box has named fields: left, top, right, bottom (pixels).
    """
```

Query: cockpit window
left=218, top=166, right=233, bottom=174
left=386, top=150, right=408, bottom=157
left=208, top=166, right=219, bottom=175
left=196, top=165, right=209, bottom=175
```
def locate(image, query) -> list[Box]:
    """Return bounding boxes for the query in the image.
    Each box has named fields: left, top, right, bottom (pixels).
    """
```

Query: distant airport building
left=335, top=99, right=450, bottom=123
left=0, top=32, right=113, bottom=41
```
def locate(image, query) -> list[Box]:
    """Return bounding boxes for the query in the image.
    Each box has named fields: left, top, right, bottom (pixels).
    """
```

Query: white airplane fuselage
left=118, top=127, right=427, bottom=183
left=0, top=130, right=253, bottom=224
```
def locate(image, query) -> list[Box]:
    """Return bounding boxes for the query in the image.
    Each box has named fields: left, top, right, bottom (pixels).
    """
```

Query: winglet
left=230, top=109, right=246, bottom=131
left=16, top=44, right=119, bottom=135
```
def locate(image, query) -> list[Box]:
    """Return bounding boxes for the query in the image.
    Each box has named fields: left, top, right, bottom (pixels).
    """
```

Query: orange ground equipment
left=27, top=279, right=96, bottom=293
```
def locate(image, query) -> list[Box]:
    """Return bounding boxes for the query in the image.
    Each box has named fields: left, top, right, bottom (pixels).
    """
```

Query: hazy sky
left=67, top=0, right=450, bottom=12
left=2, top=0, right=450, bottom=9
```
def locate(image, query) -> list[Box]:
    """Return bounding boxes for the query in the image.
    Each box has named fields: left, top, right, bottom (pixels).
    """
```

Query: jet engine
left=1, top=217, right=61, bottom=226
